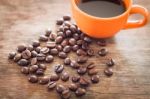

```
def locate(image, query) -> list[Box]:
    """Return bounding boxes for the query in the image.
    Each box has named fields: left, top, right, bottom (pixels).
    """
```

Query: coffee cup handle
left=124, top=5, right=149, bottom=29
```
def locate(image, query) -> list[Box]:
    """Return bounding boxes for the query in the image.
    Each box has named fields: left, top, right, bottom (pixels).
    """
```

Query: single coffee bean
left=31, top=51, right=38, bottom=57
left=50, top=48, right=58, bottom=55
left=21, top=67, right=29, bottom=74
left=55, top=36, right=63, bottom=44
left=77, top=56, right=88, bottom=64
left=21, top=49, right=31, bottom=59
left=104, top=68, right=113, bottom=77
left=64, top=26, right=70, bottom=32
left=29, top=65, right=39, bottom=73
left=91, top=75, right=100, bottom=83
left=8, top=52, right=16, bottom=59
left=72, top=45, right=79, bottom=52
left=54, top=64, right=64, bottom=73
left=35, top=46, right=41, bottom=53
left=17, top=44, right=27, bottom=52
left=30, top=57, right=37, bottom=65
left=70, top=61, right=80, bottom=69
left=69, top=84, right=78, bottom=91
left=56, top=18, right=64, bottom=25
left=63, top=21, right=71, bottom=27
left=36, top=69, right=44, bottom=76
left=76, top=49, right=87, bottom=56
left=97, top=39, right=107, bottom=46
left=27, top=45, right=34, bottom=51
left=41, top=47, right=50, bottom=54
left=47, top=82, right=57, bottom=90
left=39, top=35, right=48, bottom=42
left=76, top=40, right=84, bottom=45
left=49, top=33, right=57, bottom=41
left=106, top=58, right=115, bottom=67
left=63, top=46, right=71, bottom=53
left=57, top=31, right=66, bottom=38
left=73, top=33, right=80, bottom=40
left=32, top=40, right=40, bottom=47
left=81, top=42, right=89, bottom=50
left=75, top=88, right=86, bottom=96
left=45, top=55, right=54, bottom=63
left=61, top=39, right=69, bottom=47
left=46, top=41, right=56, bottom=48
left=88, top=69, right=98, bottom=76
left=63, top=15, right=71, bottom=21
left=61, top=89, right=71, bottom=99
left=87, top=49, right=95, bottom=56
left=79, top=77, right=90, bottom=87
left=77, top=67, right=87, bottom=75
left=37, top=54, right=46, bottom=61
left=86, top=62, right=95, bottom=69
left=56, top=85, right=66, bottom=94
left=45, top=28, right=52, bottom=37
left=72, top=75, right=80, bottom=82
left=65, top=30, right=72, bottom=37
left=38, top=64, right=47, bottom=70
left=61, top=72, right=69, bottom=81
left=28, top=75, right=38, bottom=83
left=17, top=59, right=29, bottom=66
left=83, top=36, right=92, bottom=43
left=14, top=53, right=22, bottom=62
left=69, top=38, right=76, bottom=46
left=55, top=45, right=63, bottom=51
left=64, top=57, right=71, bottom=65
left=70, top=25, right=77, bottom=33
left=58, top=25, right=64, bottom=32
left=98, top=48, right=108, bottom=56
left=80, top=33, right=85, bottom=39
left=50, top=74, right=59, bottom=81
left=58, top=52, right=67, bottom=59
left=39, top=76, right=50, bottom=84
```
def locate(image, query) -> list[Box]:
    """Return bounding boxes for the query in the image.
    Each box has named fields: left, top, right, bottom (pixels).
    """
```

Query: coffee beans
left=45, top=28, right=52, bottom=37
left=40, top=47, right=49, bottom=54
left=61, top=72, right=69, bottom=81
left=49, top=33, right=57, bottom=41
left=50, top=48, right=59, bottom=55
left=55, top=64, right=64, bottom=73
left=17, top=59, right=29, bottom=66
left=55, top=36, right=63, bottom=44
left=104, top=68, right=113, bottom=77
left=17, top=44, right=26, bottom=52
left=39, top=35, right=48, bottom=42
left=14, top=53, right=22, bottom=62
left=50, top=74, right=59, bottom=81
left=69, top=38, right=76, bottom=46
left=28, top=75, right=38, bottom=83
left=29, top=65, right=39, bottom=73
left=77, top=56, right=88, bottom=64
left=70, top=61, right=80, bottom=69
left=45, top=55, right=54, bottom=63
left=97, top=39, right=107, bottom=46
left=69, top=84, right=78, bottom=91
left=58, top=52, right=67, bottom=59
left=39, top=76, right=49, bottom=84
left=36, top=69, right=44, bottom=75
left=87, top=49, right=95, bottom=56
left=75, top=88, right=86, bottom=96
left=91, top=75, right=100, bottom=83
left=21, top=49, right=31, bottom=59
left=47, top=82, right=57, bottom=90
left=76, top=49, right=87, bottom=56
left=98, top=48, right=108, bottom=56
left=61, top=89, right=71, bottom=99
left=79, top=77, right=90, bottom=87
left=30, top=58, right=37, bottom=65
left=88, top=69, right=98, bottom=76
left=63, top=15, right=71, bottom=21
left=38, top=64, right=47, bottom=70
left=56, top=18, right=64, bottom=25
left=56, top=85, right=66, bottom=94
left=106, top=58, right=115, bottom=67
left=86, top=62, right=95, bottom=69
left=21, top=67, right=29, bottom=74
left=63, top=46, right=71, bottom=53
left=37, top=54, right=46, bottom=61
left=8, top=52, right=16, bottom=59
left=77, top=67, right=87, bottom=75
left=32, top=40, right=40, bottom=47
left=64, top=57, right=71, bottom=65
left=72, top=75, right=80, bottom=83
left=46, top=41, right=56, bottom=48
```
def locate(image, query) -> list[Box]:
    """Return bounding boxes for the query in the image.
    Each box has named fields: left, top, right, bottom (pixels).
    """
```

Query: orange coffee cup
left=71, top=0, right=149, bottom=38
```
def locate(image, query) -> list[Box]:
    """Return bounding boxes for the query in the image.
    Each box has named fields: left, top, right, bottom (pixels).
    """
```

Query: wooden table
left=0, top=0, right=150, bottom=99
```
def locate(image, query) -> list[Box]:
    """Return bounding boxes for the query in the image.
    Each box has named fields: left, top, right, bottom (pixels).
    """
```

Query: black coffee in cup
left=78, top=0, right=126, bottom=18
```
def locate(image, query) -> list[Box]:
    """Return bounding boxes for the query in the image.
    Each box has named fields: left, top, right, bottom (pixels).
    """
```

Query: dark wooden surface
left=0, top=0, right=150, bottom=99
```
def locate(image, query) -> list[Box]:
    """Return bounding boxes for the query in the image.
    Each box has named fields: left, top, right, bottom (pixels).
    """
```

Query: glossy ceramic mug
left=71, top=0, right=149, bottom=38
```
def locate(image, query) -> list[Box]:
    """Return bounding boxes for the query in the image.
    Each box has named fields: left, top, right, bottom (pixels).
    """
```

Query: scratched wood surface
left=0, top=0, right=150, bottom=99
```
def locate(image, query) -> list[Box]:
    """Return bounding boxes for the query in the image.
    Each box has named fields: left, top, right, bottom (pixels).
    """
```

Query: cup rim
left=72, top=0, right=132, bottom=20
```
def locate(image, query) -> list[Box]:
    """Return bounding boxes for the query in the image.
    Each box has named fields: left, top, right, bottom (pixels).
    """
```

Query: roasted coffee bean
left=58, top=25, right=64, bottom=32
left=35, top=46, right=41, bottom=53
left=50, top=48, right=58, bottom=55
left=76, top=49, right=87, bottom=56
left=70, top=61, right=80, bottom=69
left=63, top=15, right=71, bottom=21
left=63, top=21, right=71, bottom=27
left=77, top=67, right=87, bottom=75
left=76, top=40, right=84, bottom=45
left=97, top=39, right=107, bottom=46
left=28, top=75, right=38, bottom=83
left=55, top=64, right=64, bottom=73
left=38, top=64, right=47, bottom=70
left=46, top=41, right=56, bottom=48
left=45, top=55, right=54, bottom=63
left=56, top=45, right=63, bottom=51
left=80, top=33, right=85, bottom=39
left=39, top=35, right=48, bottom=42
left=63, top=46, right=71, bottom=53
left=64, top=58, right=71, bottom=65
left=77, top=56, right=88, bottom=64
left=17, top=44, right=27, bottom=52
left=73, top=33, right=80, bottom=40
left=61, top=89, right=71, bottom=99
left=87, top=49, right=95, bottom=56
left=64, top=26, right=70, bottom=32
left=72, top=45, right=79, bottom=52
left=49, top=33, right=57, bottom=41
left=56, top=85, right=66, bottom=94
left=29, top=65, right=39, bottom=73
left=56, top=18, right=64, bottom=25
left=86, top=62, right=95, bottom=69
left=98, top=48, right=108, bottom=56
left=69, top=83, right=78, bottom=91
left=91, top=75, right=100, bottom=83
left=8, top=52, right=16, bottom=59
left=72, top=75, right=80, bottom=82
left=31, top=51, right=38, bottom=57
left=69, top=38, right=76, bottom=46
left=79, top=77, right=90, bottom=87
left=61, top=72, right=69, bottom=81
left=47, top=82, right=57, bottom=90
left=21, top=49, right=31, bottom=59
left=88, top=69, right=98, bottom=76
left=37, top=54, right=46, bottom=61
left=106, top=58, right=115, bottom=67
left=75, top=88, right=86, bottom=96
left=81, top=42, right=89, bottom=50
left=36, top=69, right=44, bottom=75
left=50, top=74, right=59, bottom=81
left=65, top=30, right=72, bottom=37
left=61, top=39, right=69, bottom=47
left=21, top=67, right=29, bottom=74
left=39, top=76, right=50, bottom=84
left=27, top=45, right=34, bottom=51
left=32, top=40, right=40, bottom=47
left=55, top=36, right=63, bottom=44
left=70, top=25, right=77, bottom=33
left=17, top=59, right=29, bottom=66
left=45, top=28, right=52, bottom=37
left=14, top=53, right=22, bottom=62
left=58, top=52, right=67, bottom=59
left=104, top=68, right=113, bottom=77
left=57, top=31, right=65, bottom=37
left=83, top=36, right=92, bottom=43
left=40, top=47, right=50, bottom=54
left=30, top=58, right=37, bottom=65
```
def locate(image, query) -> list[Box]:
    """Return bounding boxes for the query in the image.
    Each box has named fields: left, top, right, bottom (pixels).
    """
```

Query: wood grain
left=0, top=0, right=150, bottom=99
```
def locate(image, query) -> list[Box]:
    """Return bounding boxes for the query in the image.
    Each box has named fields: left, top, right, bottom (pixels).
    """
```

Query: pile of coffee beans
left=8, top=15, right=115, bottom=99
